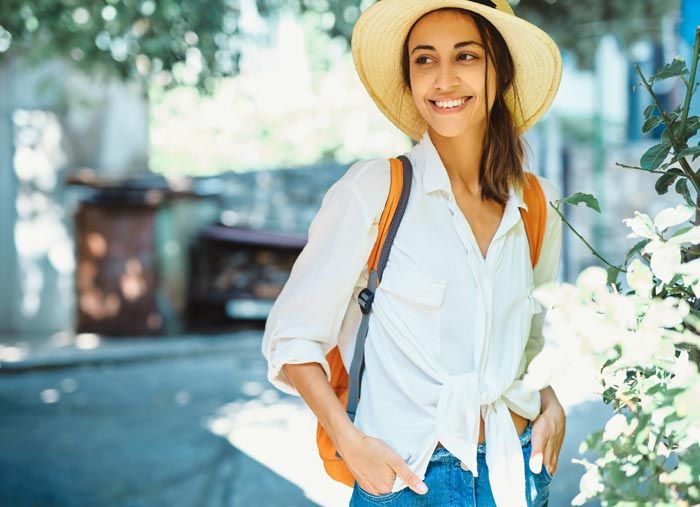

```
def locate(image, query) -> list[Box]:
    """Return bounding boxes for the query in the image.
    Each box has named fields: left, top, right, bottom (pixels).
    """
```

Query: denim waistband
left=430, top=421, right=532, bottom=461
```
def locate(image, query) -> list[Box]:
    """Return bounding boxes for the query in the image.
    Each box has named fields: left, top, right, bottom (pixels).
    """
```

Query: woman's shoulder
left=334, top=157, right=392, bottom=224
left=527, top=172, right=561, bottom=203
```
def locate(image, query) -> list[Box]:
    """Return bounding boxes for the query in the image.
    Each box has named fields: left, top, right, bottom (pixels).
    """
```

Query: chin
left=426, top=122, right=470, bottom=139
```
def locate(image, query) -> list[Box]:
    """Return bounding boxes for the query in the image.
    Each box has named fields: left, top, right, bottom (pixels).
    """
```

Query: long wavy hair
left=401, top=7, right=531, bottom=206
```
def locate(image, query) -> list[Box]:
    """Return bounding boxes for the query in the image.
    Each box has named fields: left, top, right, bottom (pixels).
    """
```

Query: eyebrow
left=410, top=41, right=483, bottom=54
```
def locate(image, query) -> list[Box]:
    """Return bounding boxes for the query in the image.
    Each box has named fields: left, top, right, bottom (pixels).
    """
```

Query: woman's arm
left=282, top=362, right=360, bottom=453
left=261, top=161, right=429, bottom=495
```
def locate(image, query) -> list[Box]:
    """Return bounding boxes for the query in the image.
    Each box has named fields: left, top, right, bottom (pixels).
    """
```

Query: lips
left=429, top=96, right=471, bottom=103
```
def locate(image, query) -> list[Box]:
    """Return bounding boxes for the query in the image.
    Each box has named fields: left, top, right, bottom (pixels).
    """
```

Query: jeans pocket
left=523, top=441, right=552, bottom=484
left=539, top=464, right=553, bottom=483
left=354, top=482, right=403, bottom=503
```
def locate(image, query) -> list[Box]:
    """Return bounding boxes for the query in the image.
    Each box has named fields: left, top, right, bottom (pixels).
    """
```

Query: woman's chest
left=375, top=187, right=532, bottom=290
left=341, top=185, right=537, bottom=375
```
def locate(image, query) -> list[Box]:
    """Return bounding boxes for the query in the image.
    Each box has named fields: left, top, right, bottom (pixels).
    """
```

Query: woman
left=262, top=1, right=566, bottom=505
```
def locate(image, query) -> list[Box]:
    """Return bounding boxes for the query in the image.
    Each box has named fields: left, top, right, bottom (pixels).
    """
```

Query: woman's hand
left=529, top=386, right=566, bottom=477
left=337, top=429, right=429, bottom=496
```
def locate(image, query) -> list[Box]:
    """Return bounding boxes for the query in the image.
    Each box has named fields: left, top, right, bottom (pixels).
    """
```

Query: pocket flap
left=378, top=263, right=447, bottom=308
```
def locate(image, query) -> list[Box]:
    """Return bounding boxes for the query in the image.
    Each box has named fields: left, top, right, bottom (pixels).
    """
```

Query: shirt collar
left=410, top=130, right=529, bottom=212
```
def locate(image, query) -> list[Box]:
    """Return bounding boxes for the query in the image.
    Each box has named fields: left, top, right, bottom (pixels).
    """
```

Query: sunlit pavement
left=0, top=330, right=606, bottom=506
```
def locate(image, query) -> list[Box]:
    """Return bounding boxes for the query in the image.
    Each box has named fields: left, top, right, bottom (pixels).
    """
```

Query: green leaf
left=625, top=239, right=651, bottom=263
left=654, top=168, right=684, bottom=195
left=670, top=225, right=694, bottom=239
left=606, top=266, right=620, bottom=286
left=651, top=57, right=689, bottom=81
left=642, top=115, right=662, bottom=133
left=646, top=384, right=666, bottom=395
left=641, top=143, right=672, bottom=171
left=643, top=104, right=658, bottom=119
left=670, top=146, right=700, bottom=164
left=675, top=178, right=694, bottom=207
left=561, top=192, right=601, bottom=212
left=675, top=116, right=700, bottom=145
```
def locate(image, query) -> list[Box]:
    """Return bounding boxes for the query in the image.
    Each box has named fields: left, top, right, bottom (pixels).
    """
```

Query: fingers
left=389, top=455, right=428, bottom=495
left=543, top=441, right=558, bottom=477
left=529, top=448, right=544, bottom=474
left=529, top=425, right=545, bottom=474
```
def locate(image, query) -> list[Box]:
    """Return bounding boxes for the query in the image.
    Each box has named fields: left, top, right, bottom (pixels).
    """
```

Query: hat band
left=471, top=0, right=497, bottom=8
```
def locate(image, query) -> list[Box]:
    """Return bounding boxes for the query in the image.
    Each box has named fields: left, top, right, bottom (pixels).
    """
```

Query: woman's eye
left=415, top=53, right=477, bottom=64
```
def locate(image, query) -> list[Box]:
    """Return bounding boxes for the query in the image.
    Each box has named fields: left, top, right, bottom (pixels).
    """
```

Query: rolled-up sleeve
left=261, top=169, right=380, bottom=396
left=522, top=176, right=563, bottom=370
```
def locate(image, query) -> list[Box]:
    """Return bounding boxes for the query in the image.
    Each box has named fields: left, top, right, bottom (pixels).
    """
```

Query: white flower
left=642, top=298, right=687, bottom=330
left=522, top=347, right=557, bottom=391
left=668, top=350, right=699, bottom=389
left=653, top=204, right=694, bottom=232
left=533, top=283, right=582, bottom=323
left=668, top=225, right=700, bottom=245
left=623, top=211, right=656, bottom=239
left=572, top=467, right=604, bottom=506
left=620, top=328, right=663, bottom=366
left=626, top=259, right=653, bottom=299
left=679, top=258, right=700, bottom=296
left=603, top=413, right=627, bottom=441
left=576, top=266, right=608, bottom=293
left=643, top=240, right=681, bottom=284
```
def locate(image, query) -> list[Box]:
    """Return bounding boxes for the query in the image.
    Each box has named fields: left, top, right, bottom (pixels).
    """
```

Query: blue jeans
left=349, top=422, right=552, bottom=506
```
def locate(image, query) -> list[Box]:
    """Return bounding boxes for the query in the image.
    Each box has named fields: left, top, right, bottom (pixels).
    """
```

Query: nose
left=433, top=61, right=460, bottom=91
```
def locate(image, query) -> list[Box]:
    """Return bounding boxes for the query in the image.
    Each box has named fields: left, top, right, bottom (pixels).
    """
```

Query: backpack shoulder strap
left=366, top=156, right=411, bottom=281
left=519, top=172, right=548, bottom=268
left=344, top=155, right=412, bottom=425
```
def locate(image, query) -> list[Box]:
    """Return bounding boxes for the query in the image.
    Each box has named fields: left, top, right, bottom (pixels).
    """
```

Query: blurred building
left=0, top=2, right=695, bottom=337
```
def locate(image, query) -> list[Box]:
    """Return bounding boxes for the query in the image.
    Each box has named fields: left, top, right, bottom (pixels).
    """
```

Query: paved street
left=0, top=331, right=606, bottom=506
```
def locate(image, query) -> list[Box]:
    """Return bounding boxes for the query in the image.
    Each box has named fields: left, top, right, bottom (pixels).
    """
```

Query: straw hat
left=351, top=0, right=563, bottom=141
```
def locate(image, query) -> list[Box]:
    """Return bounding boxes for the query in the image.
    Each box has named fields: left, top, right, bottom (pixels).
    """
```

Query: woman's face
left=407, top=10, right=497, bottom=138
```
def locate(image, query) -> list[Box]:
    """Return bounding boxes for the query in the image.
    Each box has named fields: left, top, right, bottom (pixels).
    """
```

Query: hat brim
left=351, top=0, right=563, bottom=141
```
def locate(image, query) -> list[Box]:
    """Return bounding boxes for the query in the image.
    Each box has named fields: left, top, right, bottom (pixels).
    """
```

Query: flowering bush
left=523, top=29, right=700, bottom=505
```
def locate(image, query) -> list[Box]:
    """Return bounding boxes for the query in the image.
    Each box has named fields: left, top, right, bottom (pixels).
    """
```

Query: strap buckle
left=357, top=288, right=374, bottom=315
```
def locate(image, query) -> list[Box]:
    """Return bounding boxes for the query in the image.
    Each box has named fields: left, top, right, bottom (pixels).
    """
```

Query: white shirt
left=261, top=130, right=563, bottom=507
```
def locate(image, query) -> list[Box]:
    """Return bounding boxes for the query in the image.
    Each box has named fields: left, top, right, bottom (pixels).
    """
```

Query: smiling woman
left=261, top=1, right=566, bottom=506
left=400, top=7, right=525, bottom=209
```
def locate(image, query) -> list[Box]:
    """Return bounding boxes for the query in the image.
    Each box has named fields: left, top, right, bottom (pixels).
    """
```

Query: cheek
left=409, top=72, right=428, bottom=107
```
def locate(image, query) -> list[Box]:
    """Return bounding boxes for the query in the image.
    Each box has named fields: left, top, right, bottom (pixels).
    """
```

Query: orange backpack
left=316, top=155, right=548, bottom=487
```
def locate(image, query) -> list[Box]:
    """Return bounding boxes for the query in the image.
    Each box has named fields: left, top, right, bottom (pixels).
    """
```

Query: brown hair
left=401, top=7, right=530, bottom=206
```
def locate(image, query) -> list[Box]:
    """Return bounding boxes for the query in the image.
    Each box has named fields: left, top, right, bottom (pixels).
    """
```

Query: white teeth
left=434, top=97, right=468, bottom=109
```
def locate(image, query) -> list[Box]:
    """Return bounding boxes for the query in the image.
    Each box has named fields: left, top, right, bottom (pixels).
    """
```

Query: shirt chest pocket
left=374, top=261, right=447, bottom=359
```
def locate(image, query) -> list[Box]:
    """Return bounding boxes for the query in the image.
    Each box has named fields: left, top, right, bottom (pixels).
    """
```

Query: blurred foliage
left=261, top=0, right=681, bottom=69
left=0, top=0, right=681, bottom=94
left=512, top=0, right=681, bottom=68
left=0, top=0, right=244, bottom=94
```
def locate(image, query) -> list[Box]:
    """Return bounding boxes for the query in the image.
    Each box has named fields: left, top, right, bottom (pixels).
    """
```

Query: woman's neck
left=428, top=126, right=486, bottom=198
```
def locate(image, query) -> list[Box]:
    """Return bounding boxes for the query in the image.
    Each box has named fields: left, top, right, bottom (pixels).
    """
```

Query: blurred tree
left=260, top=0, right=681, bottom=69
left=0, top=0, right=245, bottom=94
left=0, top=0, right=682, bottom=94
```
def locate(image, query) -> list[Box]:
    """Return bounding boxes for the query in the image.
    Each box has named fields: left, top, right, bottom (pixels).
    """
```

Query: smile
left=429, top=96, right=473, bottom=114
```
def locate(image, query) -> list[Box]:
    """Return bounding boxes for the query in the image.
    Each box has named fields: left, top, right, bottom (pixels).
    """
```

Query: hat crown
left=475, top=0, right=515, bottom=16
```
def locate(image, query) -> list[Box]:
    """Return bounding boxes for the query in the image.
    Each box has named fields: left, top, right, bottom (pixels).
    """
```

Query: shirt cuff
left=268, top=338, right=332, bottom=396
